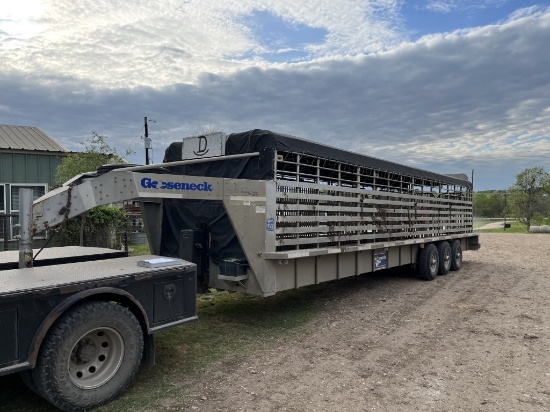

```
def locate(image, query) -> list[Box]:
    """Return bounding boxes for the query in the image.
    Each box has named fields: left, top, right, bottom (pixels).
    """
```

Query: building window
left=0, top=184, right=5, bottom=242
left=10, top=184, right=47, bottom=212
left=9, top=184, right=48, bottom=239
left=0, top=184, right=5, bottom=213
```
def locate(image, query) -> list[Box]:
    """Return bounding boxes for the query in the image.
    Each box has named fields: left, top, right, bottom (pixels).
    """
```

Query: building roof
left=0, top=124, right=68, bottom=153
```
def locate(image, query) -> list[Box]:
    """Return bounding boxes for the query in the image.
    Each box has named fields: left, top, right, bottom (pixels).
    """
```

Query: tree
left=473, top=191, right=506, bottom=218
left=507, top=167, right=550, bottom=231
left=55, top=131, right=129, bottom=184
left=53, top=132, right=132, bottom=246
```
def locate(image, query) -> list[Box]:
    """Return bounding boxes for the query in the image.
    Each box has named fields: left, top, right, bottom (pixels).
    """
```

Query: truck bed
left=0, top=254, right=192, bottom=296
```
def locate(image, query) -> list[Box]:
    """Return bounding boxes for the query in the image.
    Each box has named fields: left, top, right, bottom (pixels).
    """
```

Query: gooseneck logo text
left=141, top=177, right=213, bottom=191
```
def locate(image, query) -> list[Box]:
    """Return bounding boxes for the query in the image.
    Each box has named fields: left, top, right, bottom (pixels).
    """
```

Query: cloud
left=0, top=0, right=404, bottom=87
left=1, top=3, right=549, bottom=190
left=424, top=0, right=510, bottom=14
left=504, top=4, right=550, bottom=21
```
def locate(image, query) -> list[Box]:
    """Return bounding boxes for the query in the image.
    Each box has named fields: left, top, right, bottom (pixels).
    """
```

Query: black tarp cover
left=223, top=129, right=472, bottom=187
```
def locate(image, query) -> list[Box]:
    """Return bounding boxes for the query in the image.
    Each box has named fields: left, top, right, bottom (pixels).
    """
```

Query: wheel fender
left=25, top=287, right=150, bottom=368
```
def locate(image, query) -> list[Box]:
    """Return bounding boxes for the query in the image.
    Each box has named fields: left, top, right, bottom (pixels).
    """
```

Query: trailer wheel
left=450, top=239, right=462, bottom=271
left=418, top=244, right=439, bottom=280
left=32, top=301, right=143, bottom=412
left=437, top=241, right=452, bottom=276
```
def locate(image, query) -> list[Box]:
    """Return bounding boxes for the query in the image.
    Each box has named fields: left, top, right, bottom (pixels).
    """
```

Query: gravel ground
left=179, top=233, right=550, bottom=412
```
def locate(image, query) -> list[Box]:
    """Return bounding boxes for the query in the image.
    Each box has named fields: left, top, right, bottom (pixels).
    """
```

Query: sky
left=1, top=0, right=549, bottom=191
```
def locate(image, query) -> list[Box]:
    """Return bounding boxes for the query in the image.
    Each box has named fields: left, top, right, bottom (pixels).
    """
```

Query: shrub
left=51, top=205, right=130, bottom=249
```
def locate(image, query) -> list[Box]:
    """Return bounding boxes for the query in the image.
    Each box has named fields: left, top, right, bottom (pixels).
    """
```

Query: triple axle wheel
left=418, top=240, right=462, bottom=280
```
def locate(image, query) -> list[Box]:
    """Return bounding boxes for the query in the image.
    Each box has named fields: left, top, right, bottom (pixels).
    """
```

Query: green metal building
left=0, top=124, right=68, bottom=245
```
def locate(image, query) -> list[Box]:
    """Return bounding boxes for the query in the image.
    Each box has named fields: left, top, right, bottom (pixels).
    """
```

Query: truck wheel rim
left=443, top=248, right=451, bottom=270
left=430, top=251, right=438, bottom=274
left=455, top=247, right=462, bottom=265
left=68, top=327, right=125, bottom=389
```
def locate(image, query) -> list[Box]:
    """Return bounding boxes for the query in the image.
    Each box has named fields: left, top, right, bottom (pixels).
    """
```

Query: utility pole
left=503, top=190, right=507, bottom=230
left=144, top=116, right=152, bottom=165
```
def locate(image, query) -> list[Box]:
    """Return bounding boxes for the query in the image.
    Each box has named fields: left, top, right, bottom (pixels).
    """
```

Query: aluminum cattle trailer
left=154, top=129, right=480, bottom=295
left=33, top=129, right=480, bottom=299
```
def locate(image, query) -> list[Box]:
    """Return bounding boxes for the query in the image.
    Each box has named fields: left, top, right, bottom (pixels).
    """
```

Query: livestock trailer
left=140, top=129, right=480, bottom=296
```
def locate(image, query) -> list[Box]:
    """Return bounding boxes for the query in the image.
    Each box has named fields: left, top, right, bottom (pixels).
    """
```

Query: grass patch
left=128, top=243, right=150, bottom=256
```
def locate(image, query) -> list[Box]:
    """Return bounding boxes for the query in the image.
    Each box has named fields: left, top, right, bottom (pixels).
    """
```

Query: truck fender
left=24, top=287, right=151, bottom=368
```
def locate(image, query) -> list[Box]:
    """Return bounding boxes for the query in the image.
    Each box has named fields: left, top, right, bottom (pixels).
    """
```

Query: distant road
left=476, top=220, right=505, bottom=230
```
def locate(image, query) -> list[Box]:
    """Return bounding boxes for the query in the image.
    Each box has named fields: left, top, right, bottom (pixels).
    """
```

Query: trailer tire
left=32, top=301, right=143, bottom=412
left=418, top=244, right=439, bottom=281
left=437, top=241, right=452, bottom=276
left=450, top=240, right=462, bottom=271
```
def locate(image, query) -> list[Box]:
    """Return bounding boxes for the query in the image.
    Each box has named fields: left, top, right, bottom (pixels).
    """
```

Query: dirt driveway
left=180, top=233, right=549, bottom=412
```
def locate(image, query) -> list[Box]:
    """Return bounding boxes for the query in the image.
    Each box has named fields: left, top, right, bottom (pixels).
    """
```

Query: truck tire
left=418, top=243, right=439, bottom=281
left=437, top=241, right=451, bottom=275
left=32, top=301, right=144, bottom=412
left=450, top=239, right=462, bottom=271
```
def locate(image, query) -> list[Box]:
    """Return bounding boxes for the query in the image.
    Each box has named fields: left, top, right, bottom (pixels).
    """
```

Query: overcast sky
left=1, top=0, right=549, bottom=190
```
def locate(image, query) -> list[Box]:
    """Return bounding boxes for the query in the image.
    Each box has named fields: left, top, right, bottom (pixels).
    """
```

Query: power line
left=144, top=117, right=155, bottom=165
left=125, top=125, right=144, bottom=154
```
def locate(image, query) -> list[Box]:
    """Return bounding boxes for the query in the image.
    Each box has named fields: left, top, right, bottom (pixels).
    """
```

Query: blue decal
left=141, top=177, right=213, bottom=191
left=266, top=218, right=275, bottom=232
left=374, top=253, right=387, bottom=271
